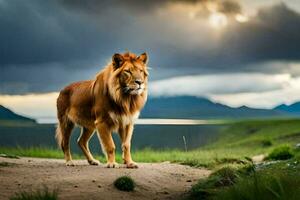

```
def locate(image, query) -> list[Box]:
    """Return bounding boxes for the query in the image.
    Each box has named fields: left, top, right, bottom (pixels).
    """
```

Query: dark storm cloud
left=153, top=3, right=300, bottom=73
left=0, top=0, right=243, bottom=67
left=218, top=0, right=242, bottom=14
left=0, top=0, right=123, bottom=66
left=1, top=0, right=300, bottom=94
left=61, top=0, right=242, bottom=16
left=216, top=3, right=300, bottom=69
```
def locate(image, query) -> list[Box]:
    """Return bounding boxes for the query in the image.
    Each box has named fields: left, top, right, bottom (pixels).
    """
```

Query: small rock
left=186, top=179, right=192, bottom=182
left=163, top=191, right=169, bottom=194
left=92, top=180, right=96, bottom=183
left=97, top=185, right=101, bottom=188
left=252, top=154, right=265, bottom=163
left=74, top=185, right=78, bottom=188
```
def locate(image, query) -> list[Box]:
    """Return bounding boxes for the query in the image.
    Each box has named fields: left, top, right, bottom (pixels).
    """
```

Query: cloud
left=149, top=73, right=291, bottom=97
left=1, top=1, right=300, bottom=95
left=149, top=72, right=300, bottom=108
left=0, top=72, right=299, bottom=121
left=61, top=0, right=242, bottom=15
left=0, top=92, right=58, bottom=118
left=218, top=3, right=300, bottom=64
left=210, top=76, right=300, bottom=108
left=0, top=61, right=103, bottom=94
left=218, top=0, right=241, bottom=14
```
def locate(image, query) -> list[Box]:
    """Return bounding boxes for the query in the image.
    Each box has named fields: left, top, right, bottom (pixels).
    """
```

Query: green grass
left=10, top=187, right=58, bottom=200
left=185, top=118, right=300, bottom=200
left=0, top=146, right=67, bottom=159
left=214, top=160, right=300, bottom=200
left=1, top=118, right=300, bottom=168
left=188, top=158, right=300, bottom=200
left=266, top=144, right=295, bottom=160
left=190, top=165, right=242, bottom=199
left=0, top=161, right=15, bottom=167
left=0, top=146, right=264, bottom=168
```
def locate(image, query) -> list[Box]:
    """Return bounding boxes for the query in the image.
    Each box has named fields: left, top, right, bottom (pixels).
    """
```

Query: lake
left=0, top=119, right=226, bottom=154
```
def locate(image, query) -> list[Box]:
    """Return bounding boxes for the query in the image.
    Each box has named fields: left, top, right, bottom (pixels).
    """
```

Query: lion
left=55, top=52, right=148, bottom=168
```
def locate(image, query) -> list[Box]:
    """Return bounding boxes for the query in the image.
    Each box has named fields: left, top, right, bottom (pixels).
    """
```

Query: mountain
left=0, top=105, right=36, bottom=122
left=141, top=96, right=289, bottom=119
left=274, top=102, right=300, bottom=115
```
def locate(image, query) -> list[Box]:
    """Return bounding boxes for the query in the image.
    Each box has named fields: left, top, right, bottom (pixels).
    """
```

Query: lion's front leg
left=96, top=123, right=118, bottom=168
left=119, top=124, right=138, bottom=168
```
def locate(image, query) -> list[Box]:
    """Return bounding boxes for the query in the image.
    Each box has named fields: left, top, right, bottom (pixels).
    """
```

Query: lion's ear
left=112, top=53, right=124, bottom=69
left=138, top=52, right=148, bottom=64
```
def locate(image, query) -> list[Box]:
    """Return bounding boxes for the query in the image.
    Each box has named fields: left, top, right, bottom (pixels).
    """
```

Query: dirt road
left=0, top=157, right=210, bottom=200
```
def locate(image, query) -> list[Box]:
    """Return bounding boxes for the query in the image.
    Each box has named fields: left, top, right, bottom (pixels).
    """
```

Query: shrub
left=190, top=166, right=239, bottom=199
left=215, top=172, right=300, bottom=200
left=267, top=145, right=294, bottom=161
left=261, top=139, right=272, bottom=147
left=114, top=176, right=135, bottom=192
left=211, top=167, right=239, bottom=187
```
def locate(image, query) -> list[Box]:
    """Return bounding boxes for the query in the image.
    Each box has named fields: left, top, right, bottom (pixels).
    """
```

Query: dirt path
left=0, top=157, right=210, bottom=200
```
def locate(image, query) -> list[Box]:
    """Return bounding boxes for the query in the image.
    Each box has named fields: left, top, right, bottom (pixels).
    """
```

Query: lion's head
left=107, top=52, right=149, bottom=104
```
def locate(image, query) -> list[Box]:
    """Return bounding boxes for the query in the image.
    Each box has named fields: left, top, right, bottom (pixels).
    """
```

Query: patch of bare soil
left=0, top=157, right=210, bottom=200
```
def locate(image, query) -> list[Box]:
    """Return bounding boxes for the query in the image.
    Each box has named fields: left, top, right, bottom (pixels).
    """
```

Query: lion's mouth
left=123, top=86, right=144, bottom=95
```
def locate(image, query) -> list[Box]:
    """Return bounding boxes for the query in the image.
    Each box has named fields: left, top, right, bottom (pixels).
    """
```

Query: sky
left=1, top=0, right=300, bottom=119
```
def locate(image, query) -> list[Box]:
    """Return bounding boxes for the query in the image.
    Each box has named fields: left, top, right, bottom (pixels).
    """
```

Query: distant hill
left=141, top=96, right=290, bottom=119
left=0, top=105, right=36, bottom=122
left=274, top=102, right=300, bottom=115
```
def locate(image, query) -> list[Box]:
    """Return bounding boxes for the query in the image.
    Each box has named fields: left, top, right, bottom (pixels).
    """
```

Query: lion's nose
left=135, top=79, right=143, bottom=85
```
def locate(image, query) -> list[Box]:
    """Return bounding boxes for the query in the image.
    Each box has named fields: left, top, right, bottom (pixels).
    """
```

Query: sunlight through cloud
left=209, top=12, right=228, bottom=28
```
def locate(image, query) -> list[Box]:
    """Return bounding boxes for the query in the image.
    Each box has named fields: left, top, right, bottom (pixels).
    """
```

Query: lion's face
left=111, top=52, right=148, bottom=96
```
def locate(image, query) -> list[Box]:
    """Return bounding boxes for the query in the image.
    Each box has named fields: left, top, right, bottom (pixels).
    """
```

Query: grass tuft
left=0, top=162, right=15, bottom=167
left=189, top=158, right=300, bottom=200
left=10, top=187, right=58, bottom=200
left=190, top=166, right=245, bottom=199
left=261, top=139, right=273, bottom=147
left=215, top=170, right=300, bottom=200
left=0, top=153, right=20, bottom=159
left=114, top=176, right=135, bottom=192
left=266, top=144, right=294, bottom=161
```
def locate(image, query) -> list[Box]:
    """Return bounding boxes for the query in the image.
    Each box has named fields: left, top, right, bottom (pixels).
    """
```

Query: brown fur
left=56, top=52, right=148, bottom=167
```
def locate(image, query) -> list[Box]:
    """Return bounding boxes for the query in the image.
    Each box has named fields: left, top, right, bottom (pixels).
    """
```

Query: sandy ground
left=0, top=157, right=210, bottom=200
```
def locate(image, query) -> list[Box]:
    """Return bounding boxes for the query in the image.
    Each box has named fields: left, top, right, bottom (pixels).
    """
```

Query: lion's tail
left=55, top=123, right=63, bottom=149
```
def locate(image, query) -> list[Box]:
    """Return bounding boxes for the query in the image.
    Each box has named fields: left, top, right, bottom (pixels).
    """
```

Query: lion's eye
left=124, top=70, right=131, bottom=74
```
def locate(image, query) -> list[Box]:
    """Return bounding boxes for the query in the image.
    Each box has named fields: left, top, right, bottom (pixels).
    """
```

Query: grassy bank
left=189, top=155, right=300, bottom=200
left=1, top=118, right=300, bottom=168
left=0, top=146, right=261, bottom=168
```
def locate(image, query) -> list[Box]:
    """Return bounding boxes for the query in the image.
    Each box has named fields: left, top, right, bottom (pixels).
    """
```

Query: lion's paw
left=126, top=162, right=138, bottom=169
left=65, top=160, right=75, bottom=166
left=88, top=159, right=100, bottom=166
left=106, top=162, right=119, bottom=168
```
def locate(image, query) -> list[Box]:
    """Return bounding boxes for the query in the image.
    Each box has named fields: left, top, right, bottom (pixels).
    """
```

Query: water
left=37, top=117, right=226, bottom=125
left=0, top=119, right=225, bottom=153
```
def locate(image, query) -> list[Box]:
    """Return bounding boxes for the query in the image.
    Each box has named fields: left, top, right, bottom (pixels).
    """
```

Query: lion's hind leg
left=56, top=119, right=75, bottom=166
